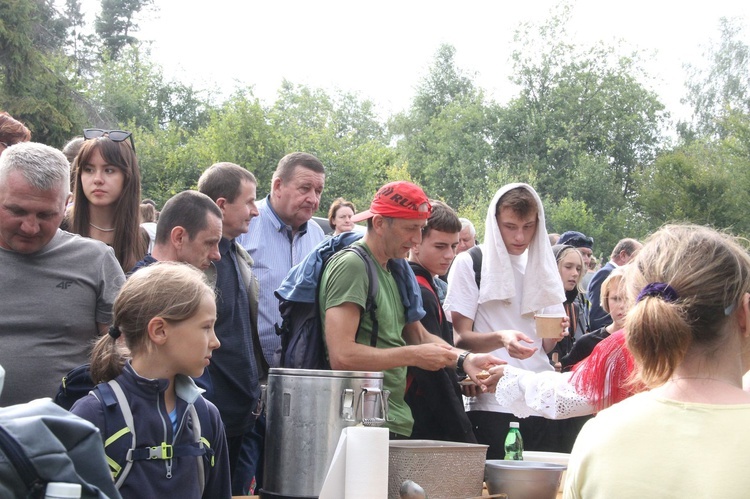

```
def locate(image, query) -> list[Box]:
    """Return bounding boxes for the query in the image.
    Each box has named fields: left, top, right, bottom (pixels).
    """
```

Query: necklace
left=89, top=222, right=115, bottom=232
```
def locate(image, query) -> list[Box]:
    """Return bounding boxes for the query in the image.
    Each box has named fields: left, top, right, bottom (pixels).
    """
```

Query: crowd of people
left=2, top=112, right=750, bottom=499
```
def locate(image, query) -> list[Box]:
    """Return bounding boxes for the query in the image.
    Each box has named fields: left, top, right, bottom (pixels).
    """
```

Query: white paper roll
left=344, top=427, right=389, bottom=499
left=319, top=429, right=348, bottom=499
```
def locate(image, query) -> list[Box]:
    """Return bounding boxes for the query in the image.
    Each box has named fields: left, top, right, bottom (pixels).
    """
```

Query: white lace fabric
left=494, top=365, right=595, bottom=419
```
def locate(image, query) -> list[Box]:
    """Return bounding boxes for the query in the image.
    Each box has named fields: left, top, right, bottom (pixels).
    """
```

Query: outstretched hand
left=463, top=352, right=506, bottom=393
left=499, top=330, right=538, bottom=359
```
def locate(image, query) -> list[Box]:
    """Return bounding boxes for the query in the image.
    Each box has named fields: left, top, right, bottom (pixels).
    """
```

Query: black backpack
left=55, top=363, right=95, bottom=410
left=468, top=245, right=483, bottom=289
left=275, top=243, right=380, bottom=369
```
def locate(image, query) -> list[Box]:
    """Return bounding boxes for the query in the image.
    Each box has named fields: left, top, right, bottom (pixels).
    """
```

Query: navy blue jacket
left=71, top=363, right=231, bottom=499
left=587, top=262, right=615, bottom=330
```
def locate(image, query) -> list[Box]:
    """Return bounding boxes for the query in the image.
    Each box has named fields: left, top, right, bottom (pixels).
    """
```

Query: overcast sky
left=85, top=0, right=749, bottom=122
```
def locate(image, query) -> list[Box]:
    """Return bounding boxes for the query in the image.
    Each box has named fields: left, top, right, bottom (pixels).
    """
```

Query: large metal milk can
left=260, top=368, right=387, bottom=499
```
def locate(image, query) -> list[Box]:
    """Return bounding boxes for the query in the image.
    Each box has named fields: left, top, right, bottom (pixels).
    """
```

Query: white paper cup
left=534, top=314, right=566, bottom=338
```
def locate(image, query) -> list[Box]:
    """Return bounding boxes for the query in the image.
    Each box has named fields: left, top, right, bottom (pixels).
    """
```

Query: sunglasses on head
left=568, top=235, right=594, bottom=247
left=83, top=129, right=136, bottom=153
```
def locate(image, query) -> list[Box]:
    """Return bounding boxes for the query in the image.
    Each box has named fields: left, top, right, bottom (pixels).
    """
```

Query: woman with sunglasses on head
left=68, top=129, right=148, bottom=272
left=564, top=224, right=750, bottom=498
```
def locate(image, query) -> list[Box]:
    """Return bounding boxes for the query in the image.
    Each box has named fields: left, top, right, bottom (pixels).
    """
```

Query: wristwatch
left=456, top=351, right=471, bottom=377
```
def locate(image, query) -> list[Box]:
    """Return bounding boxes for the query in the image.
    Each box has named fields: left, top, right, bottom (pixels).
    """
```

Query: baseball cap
left=351, top=181, right=432, bottom=223
left=558, top=231, right=594, bottom=249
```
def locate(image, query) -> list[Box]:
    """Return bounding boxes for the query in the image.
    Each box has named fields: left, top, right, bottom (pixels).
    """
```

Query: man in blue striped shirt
left=236, top=152, right=326, bottom=370
left=236, top=153, right=325, bottom=493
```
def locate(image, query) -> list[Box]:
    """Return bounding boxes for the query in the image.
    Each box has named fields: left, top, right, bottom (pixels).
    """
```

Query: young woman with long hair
left=68, top=129, right=148, bottom=271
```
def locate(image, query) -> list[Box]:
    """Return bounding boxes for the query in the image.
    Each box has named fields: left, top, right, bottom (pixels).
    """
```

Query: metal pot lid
left=268, top=368, right=384, bottom=379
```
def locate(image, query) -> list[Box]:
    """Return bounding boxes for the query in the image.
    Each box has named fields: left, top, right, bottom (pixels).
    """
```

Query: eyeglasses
left=0, top=142, right=8, bottom=149
left=83, top=129, right=136, bottom=153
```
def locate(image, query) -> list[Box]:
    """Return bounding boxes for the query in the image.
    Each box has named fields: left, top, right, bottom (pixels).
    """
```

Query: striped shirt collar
left=263, top=195, right=309, bottom=235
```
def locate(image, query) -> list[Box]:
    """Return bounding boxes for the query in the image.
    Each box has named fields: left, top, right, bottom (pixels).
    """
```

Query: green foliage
left=4, top=0, right=750, bottom=247
left=546, top=197, right=599, bottom=240
left=185, top=88, right=283, bottom=193
left=136, top=121, right=199, bottom=207
left=95, top=0, right=152, bottom=60
left=503, top=4, right=665, bottom=205
left=412, top=44, right=476, bottom=120
left=681, top=17, right=750, bottom=140
left=268, top=81, right=391, bottom=214
left=63, top=0, right=97, bottom=77
left=635, top=140, right=750, bottom=235
left=0, top=0, right=85, bottom=146
left=85, top=46, right=211, bottom=131
left=392, top=44, right=500, bottom=209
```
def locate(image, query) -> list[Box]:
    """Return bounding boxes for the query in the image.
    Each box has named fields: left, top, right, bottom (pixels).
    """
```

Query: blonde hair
left=599, top=267, right=626, bottom=314
left=555, top=245, right=585, bottom=293
left=90, top=262, right=214, bottom=383
left=624, top=225, right=750, bottom=388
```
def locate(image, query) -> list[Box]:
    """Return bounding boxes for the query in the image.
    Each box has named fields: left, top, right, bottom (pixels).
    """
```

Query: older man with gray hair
left=457, top=217, right=477, bottom=254
left=0, top=142, right=124, bottom=406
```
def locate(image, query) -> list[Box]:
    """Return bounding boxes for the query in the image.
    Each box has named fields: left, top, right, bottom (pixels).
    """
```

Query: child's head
left=600, top=267, right=627, bottom=329
left=624, top=224, right=750, bottom=387
left=90, top=262, right=218, bottom=383
left=410, top=200, right=461, bottom=277
left=553, top=244, right=584, bottom=293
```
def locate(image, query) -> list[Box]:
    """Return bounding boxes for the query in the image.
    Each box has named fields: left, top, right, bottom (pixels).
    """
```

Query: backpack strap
left=94, top=380, right=213, bottom=494
left=93, top=380, right=136, bottom=488
left=468, top=245, right=483, bottom=289
left=415, top=274, right=442, bottom=324
left=189, top=396, right=216, bottom=494
left=0, top=424, right=46, bottom=497
left=346, top=245, right=379, bottom=347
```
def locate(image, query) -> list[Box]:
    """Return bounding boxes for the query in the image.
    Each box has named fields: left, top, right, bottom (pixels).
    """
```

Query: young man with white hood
left=444, top=183, right=568, bottom=457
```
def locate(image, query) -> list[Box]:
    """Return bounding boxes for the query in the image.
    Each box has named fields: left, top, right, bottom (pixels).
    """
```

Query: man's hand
left=463, top=352, right=506, bottom=392
left=460, top=383, right=481, bottom=397
left=411, top=343, right=455, bottom=371
left=498, top=330, right=538, bottom=359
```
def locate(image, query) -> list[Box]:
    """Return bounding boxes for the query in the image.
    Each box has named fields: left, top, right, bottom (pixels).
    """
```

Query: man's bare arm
left=402, top=320, right=506, bottom=392
left=325, top=303, right=455, bottom=372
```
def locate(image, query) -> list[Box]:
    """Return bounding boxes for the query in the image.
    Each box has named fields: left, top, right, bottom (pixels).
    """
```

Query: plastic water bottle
left=504, top=422, right=523, bottom=460
left=45, top=482, right=82, bottom=499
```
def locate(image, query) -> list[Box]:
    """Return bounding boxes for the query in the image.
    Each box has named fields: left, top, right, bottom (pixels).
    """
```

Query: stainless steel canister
left=260, top=368, right=387, bottom=499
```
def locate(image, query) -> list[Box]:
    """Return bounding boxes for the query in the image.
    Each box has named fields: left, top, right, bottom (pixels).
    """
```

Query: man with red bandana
left=319, top=181, right=504, bottom=438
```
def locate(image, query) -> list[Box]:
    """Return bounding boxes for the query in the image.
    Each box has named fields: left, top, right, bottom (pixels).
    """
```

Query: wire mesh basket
left=388, top=439, right=488, bottom=499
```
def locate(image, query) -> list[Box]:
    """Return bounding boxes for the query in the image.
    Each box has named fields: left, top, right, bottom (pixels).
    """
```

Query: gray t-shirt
left=0, top=230, right=125, bottom=406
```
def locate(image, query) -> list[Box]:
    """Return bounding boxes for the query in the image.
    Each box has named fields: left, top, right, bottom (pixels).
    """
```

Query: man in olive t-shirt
left=319, top=181, right=503, bottom=437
